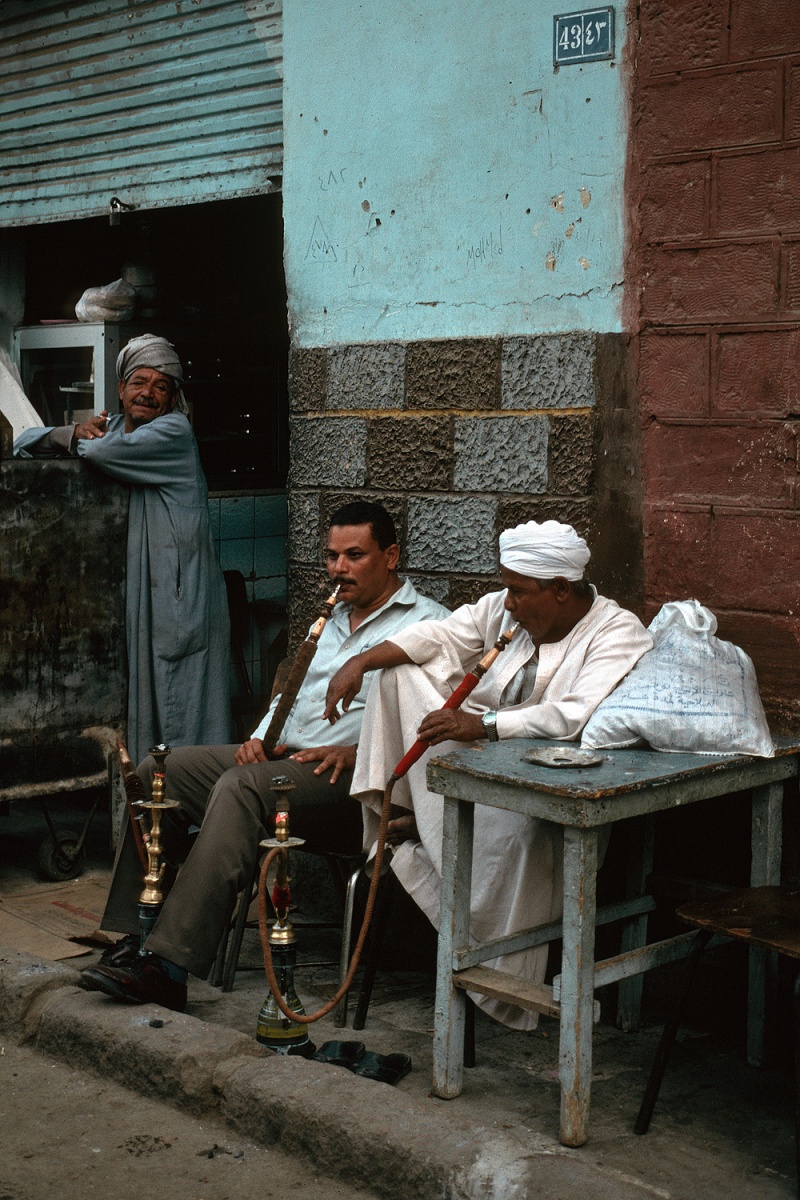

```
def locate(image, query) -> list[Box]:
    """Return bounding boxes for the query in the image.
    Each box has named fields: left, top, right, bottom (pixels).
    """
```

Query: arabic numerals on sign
left=554, top=7, right=615, bottom=65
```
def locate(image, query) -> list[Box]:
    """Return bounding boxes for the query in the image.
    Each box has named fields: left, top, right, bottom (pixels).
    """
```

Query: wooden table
left=426, top=737, right=800, bottom=1147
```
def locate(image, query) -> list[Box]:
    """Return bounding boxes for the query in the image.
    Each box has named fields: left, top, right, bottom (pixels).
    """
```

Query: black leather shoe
left=78, top=935, right=140, bottom=992
left=98, top=934, right=141, bottom=969
left=79, top=957, right=187, bottom=1012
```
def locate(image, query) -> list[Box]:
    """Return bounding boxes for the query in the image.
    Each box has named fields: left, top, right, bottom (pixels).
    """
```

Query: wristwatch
left=481, top=711, right=499, bottom=742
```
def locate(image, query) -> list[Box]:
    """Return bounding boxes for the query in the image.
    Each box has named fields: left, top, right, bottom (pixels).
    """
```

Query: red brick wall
left=631, top=0, right=800, bottom=726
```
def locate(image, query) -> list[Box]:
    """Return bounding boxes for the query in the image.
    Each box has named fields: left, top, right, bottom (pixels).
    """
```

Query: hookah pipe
left=135, top=745, right=180, bottom=948
left=116, top=740, right=149, bottom=872
left=259, top=582, right=341, bottom=757
left=257, top=622, right=519, bottom=1029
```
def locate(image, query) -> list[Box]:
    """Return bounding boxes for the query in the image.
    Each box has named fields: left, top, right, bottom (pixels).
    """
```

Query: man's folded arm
left=324, top=640, right=412, bottom=720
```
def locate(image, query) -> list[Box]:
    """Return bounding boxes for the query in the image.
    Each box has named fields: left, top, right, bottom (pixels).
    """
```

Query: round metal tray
left=522, top=746, right=605, bottom=769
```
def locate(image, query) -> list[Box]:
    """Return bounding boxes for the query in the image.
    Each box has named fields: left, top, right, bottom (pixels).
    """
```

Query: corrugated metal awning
left=0, top=0, right=282, bottom=227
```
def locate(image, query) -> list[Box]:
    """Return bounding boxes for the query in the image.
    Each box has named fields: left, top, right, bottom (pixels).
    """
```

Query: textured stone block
left=638, top=0, right=728, bottom=74
left=640, top=160, right=709, bottom=242
left=717, top=330, right=800, bottom=416
left=404, top=573, right=451, bottom=606
left=1, top=461, right=127, bottom=737
left=730, top=0, right=800, bottom=59
left=502, top=335, right=596, bottom=409
left=549, top=414, right=595, bottom=497
left=448, top=575, right=500, bottom=610
left=644, top=504, right=714, bottom=604
left=454, top=416, right=548, bottom=493
left=646, top=504, right=800, bottom=614
left=787, top=243, right=800, bottom=313
left=289, top=347, right=328, bottom=411
left=405, top=339, right=501, bottom=410
left=717, top=148, right=800, bottom=236
left=327, top=343, right=405, bottom=409
left=711, top=509, right=800, bottom=611
left=714, top=610, right=800, bottom=726
left=639, top=332, right=709, bottom=418
left=367, top=416, right=453, bottom=491
left=638, top=66, right=782, bottom=156
left=790, top=65, right=800, bottom=140
left=287, top=566, right=331, bottom=650
left=498, top=497, right=594, bottom=540
left=406, top=496, right=497, bottom=573
left=643, top=422, right=796, bottom=506
left=288, top=491, right=321, bottom=562
left=641, top=243, right=779, bottom=323
left=289, top=417, right=367, bottom=488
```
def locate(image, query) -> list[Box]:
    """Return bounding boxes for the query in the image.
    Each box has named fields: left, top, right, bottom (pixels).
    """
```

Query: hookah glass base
left=256, top=941, right=316, bottom=1057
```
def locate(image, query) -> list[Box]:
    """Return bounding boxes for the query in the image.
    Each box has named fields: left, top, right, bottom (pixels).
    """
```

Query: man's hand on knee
left=235, top=738, right=269, bottom=765
left=289, top=744, right=356, bottom=784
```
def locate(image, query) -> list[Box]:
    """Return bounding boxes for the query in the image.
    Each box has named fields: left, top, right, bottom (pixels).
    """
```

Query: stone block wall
left=631, top=0, right=800, bottom=726
left=1, top=460, right=127, bottom=783
left=286, top=332, right=643, bottom=644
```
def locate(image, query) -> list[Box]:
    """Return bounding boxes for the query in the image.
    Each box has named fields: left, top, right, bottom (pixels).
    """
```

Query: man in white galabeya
left=324, top=519, right=653, bottom=1030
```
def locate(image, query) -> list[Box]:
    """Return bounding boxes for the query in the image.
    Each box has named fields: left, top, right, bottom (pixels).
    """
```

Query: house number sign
left=554, top=7, right=615, bottom=65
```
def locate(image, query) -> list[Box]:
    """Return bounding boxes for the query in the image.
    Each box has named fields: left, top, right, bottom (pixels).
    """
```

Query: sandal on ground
left=351, top=1051, right=412, bottom=1085
left=312, top=1040, right=366, bottom=1069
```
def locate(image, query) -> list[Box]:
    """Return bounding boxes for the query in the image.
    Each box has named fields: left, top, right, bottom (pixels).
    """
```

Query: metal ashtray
left=522, top=746, right=605, bottom=769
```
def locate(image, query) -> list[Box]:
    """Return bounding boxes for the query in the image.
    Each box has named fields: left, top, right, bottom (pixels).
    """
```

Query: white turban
left=116, top=334, right=188, bottom=413
left=498, top=520, right=590, bottom=581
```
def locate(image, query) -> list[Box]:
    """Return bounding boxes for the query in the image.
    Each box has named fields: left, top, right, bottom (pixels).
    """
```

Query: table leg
left=559, top=825, right=599, bottom=1147
left=617, top=814, right=655, bottom=1032
left=433, top=795, right=474, bottom=1099
left=748, top=780, right=783, bottom=1066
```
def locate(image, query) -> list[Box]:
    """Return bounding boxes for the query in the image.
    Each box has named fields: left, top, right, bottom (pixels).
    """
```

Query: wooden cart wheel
left=37, top=831, right=86, bottom=881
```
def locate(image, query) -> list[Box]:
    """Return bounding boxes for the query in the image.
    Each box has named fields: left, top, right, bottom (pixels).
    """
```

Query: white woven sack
left=581, top=599, right=774, bottom=757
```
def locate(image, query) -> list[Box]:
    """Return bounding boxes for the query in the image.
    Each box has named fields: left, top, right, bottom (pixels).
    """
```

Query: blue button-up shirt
left=251, top=579, right=449, bottom=749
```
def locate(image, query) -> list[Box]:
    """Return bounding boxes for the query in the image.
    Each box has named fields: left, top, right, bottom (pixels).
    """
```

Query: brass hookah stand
left=135, top=743, right=180, bottom=953
left=255, top=776, right=315, bottom=1056
left=255, top=622, right=518, bottom=1042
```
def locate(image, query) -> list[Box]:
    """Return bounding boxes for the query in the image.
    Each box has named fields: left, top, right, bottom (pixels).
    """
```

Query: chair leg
left=334, top=864, right=363, bottom=1028
left=208, top=932, right=228, bottom=989
left=353, top=870, right=396, bottom=1031
left=793, top=966, right=800, bottom=1196
left=634, top=928, right=713, bottom=1135
left=218, top=857, right=262, bottom=994
left=464, top=994, right=476, bottom=1068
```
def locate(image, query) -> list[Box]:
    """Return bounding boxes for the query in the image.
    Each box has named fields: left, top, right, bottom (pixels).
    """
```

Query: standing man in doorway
left=15, top=333, right=232, bottom=761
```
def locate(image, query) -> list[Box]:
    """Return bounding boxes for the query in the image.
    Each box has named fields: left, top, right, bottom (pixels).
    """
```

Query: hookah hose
left=117, top=741, right=149, bottom=871
left=257, top=622, right=518, bottom=1025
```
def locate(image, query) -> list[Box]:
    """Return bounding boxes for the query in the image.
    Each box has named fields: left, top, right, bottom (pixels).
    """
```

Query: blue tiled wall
left=208, top=490, right=287, bottom=697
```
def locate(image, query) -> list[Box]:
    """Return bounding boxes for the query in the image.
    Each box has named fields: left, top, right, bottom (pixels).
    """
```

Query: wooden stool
left=635, top=885, right=800, bottom=1191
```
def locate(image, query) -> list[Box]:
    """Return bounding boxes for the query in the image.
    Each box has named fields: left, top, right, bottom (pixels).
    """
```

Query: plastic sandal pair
left=312, top=1040, right=412, bottom=1086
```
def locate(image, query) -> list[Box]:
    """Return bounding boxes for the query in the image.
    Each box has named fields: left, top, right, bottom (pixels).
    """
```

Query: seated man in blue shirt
left=80, top=500, right=448, bottom=1012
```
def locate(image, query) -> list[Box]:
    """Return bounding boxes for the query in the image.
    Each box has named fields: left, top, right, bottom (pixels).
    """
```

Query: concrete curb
left=0, top=947, right=651, bottom=1200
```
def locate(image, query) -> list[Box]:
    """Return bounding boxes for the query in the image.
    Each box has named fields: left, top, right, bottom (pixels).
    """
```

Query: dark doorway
left=21, top=192, right=289, bottom=493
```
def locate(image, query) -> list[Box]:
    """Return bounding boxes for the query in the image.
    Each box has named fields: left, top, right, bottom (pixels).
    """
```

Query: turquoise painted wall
left=283, top=1, right=630, bottom=347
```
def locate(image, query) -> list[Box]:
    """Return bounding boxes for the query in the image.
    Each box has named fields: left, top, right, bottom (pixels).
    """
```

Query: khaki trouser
left=101, top=744, right=363, bottom=977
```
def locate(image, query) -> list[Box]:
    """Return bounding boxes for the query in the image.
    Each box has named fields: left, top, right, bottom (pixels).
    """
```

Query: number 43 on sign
left=553, top=7, right=615, bottom=66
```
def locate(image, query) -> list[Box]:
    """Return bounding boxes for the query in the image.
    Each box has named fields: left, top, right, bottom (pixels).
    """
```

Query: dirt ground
left=2, top=790, right=798, bottom=1199
left=0, top=1041, right=380, bottom=1200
